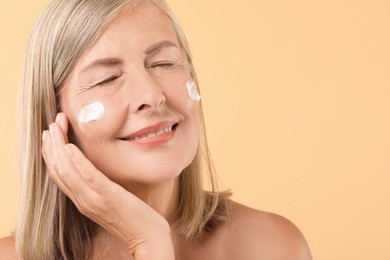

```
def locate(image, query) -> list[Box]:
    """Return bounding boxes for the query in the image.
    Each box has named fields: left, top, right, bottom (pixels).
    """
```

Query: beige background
left=1, top=0, right=389, bottom=259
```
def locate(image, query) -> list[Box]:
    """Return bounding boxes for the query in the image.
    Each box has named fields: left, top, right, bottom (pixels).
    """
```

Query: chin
left=103, top=161, right=187, bottom=187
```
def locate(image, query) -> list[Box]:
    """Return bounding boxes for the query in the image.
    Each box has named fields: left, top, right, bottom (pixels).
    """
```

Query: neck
left=123, top=176, right=181, bottom=224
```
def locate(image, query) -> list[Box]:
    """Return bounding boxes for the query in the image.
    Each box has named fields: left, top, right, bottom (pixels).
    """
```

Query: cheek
left=78, top=101, right=105, bottom=124
left=165, top=79, right=201, bottom=111
left=173, top=82, right=201, bottom=144
left=68, top=98, right=127, bottom=151
left=163, top=80, right=201, bottom=144
left=185, top=81, right=201, bottom=102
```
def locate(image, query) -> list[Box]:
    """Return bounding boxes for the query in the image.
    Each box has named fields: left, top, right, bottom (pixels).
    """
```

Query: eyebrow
left=144, top=40, right=179, bottom=56
left=80, top=58, right=123, bottom=75
left=79, top=41, right=179, bottom=74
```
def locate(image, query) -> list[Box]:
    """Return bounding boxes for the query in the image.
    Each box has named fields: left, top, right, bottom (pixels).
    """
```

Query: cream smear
left=186, top=81, right=201, bottom=102
left=78, top=101, right=105, bottom=124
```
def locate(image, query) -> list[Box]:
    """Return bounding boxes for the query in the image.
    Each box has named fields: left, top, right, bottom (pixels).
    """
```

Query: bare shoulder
left=223, top=201, right=312, bottom=260
left=0, top=236, right=19, bottom=259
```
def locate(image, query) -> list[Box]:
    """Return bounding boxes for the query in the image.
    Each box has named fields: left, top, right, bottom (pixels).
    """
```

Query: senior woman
left=0, top=0, right=312, bottom=259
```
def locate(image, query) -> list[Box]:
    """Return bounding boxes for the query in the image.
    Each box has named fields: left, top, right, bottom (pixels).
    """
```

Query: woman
left=0, top=0, right=312, bottom=259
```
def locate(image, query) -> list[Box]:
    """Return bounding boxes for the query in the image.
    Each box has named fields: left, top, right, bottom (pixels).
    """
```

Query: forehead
left=76, top=1, right=179, bottom=65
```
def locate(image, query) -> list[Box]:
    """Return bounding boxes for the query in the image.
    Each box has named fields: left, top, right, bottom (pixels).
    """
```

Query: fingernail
left=55, top=113, right=62, bottom=123
left=42, top=131, right=47, bottom=143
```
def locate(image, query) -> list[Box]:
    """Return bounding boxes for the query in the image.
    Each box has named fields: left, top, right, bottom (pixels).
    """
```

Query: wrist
left=134, top=236, right=175, bottom=260
left=129, top=222, right=175, bottom=260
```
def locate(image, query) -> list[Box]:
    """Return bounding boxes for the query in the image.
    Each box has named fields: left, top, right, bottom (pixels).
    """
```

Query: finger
left=49, top=123, right=73, bottom=177
left=61, top=143, right=129, bottom=223
left=65, top=143, right=113, bottom=192
left=64, top=144, right=146, bottom=211
left=55, top=112, right=69, bottom=143
left=49, top=123, right=102, bottom=198
left=65, top=143, right=157, bottom=217
left=41, top=129, right=73, bottom=197
left=45, top=126, right=104, bottom=222
left=64, top=143, right=152, bottom=235
left=48, top=122, right=91, bottom=199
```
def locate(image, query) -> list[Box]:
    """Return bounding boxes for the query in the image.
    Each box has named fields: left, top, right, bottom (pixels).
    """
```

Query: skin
left=0, top=2, right=312, bottom=259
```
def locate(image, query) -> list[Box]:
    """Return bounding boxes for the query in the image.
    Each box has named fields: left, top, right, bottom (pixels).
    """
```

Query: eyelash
left=96, top=75, right=121, bottom=86
left=149, top=62, right=175, bottom=68
left=94, top=62, right=174, bottom=86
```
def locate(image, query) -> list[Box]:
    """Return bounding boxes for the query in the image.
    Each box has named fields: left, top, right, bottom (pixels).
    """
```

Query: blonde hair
left=16, top=0, right=230, bottom=259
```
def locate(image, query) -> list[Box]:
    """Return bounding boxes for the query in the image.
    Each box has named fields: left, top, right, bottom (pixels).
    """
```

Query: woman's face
left=60, top=2, right=200, bottom=188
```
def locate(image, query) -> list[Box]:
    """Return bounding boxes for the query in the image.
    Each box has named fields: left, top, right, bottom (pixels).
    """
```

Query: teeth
left=124, top=126, right=173, bottom=141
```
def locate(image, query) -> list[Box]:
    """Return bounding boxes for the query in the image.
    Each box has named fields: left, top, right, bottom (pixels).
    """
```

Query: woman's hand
left=41, top=113, right=175, bottom=259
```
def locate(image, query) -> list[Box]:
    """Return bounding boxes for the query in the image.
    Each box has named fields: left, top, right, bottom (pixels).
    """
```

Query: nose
left=128, top=71, right=166, bottom=114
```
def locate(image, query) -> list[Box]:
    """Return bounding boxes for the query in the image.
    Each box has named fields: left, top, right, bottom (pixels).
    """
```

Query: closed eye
left=96, top=75, right=121, bottom=86
left=148, top=61, right=175, bottom=68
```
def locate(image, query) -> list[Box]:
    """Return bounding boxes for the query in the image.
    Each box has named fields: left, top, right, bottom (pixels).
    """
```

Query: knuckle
left=75, top=196, right=106, bottom=217
left=83, top=172, right=96, bottom=186
left=41, top=147, right=49, bottom=161
left=45, top=168, right=56, bottom=179
left=53, top=163, right=68, bottom=180
left=83, top=170, right=103, bottom=190
left=74, top=200, right=90, bottom=215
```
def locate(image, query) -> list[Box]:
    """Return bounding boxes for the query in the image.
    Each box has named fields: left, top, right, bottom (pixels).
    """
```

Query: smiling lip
left=119, top=121, right=177, bottom=145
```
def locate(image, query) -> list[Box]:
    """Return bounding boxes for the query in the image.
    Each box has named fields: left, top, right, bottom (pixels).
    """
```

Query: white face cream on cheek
left=78, top=101, right=106, bottom=124
left=186, top=81, right=201, bottom=102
